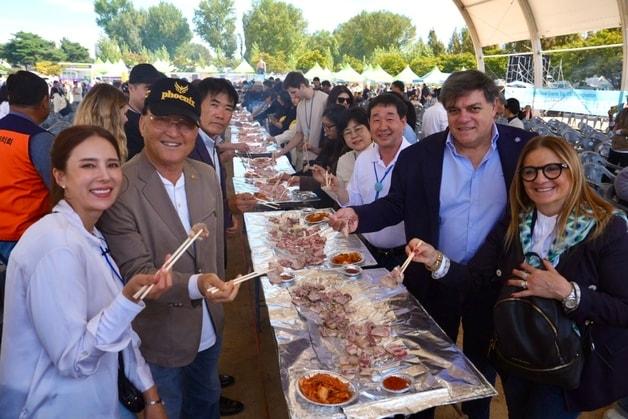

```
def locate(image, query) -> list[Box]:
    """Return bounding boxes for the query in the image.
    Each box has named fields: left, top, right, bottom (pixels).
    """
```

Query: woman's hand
left=122, top=261, right=172, bottom=303
left=143, top=386, right=167, bottom=419
left=405, top=238, right=439, bottom=266
left=508, top=260, right=573, bottom=300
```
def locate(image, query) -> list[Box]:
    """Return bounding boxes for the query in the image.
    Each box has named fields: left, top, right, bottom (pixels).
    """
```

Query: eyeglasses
left=337, top=97, right=351, bottom=104
left=520, top=163, right=569, bottom=182
left=322, top=123, right=336, bottom=131
left=149, top=115, right=197, bottom=134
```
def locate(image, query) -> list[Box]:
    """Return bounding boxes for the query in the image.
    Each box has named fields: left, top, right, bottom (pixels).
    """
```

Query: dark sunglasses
left=337, top=97, right=351, bottom=104
left=520, top=163, right=569, bottom=182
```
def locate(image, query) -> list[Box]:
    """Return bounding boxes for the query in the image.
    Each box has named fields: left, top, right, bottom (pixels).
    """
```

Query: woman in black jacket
left=406, top=136, right=628, bottom=418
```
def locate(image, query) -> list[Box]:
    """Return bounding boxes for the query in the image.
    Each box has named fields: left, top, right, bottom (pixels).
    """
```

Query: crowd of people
left=0, top=64, right=627, bottom=419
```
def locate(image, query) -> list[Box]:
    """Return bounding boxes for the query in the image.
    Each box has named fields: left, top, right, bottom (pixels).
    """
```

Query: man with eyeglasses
left=329, top=70, right=536, bottom=419
left=100, top=78, right=240, bottom=419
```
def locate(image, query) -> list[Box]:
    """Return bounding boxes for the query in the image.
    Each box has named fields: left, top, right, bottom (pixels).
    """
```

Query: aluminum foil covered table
left=244, top=212, right=497, bottom=418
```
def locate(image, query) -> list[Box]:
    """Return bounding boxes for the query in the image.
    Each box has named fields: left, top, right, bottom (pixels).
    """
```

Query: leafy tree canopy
left=243, top=0, right=306, bottom=61
left=334, top=11, right=415, bottom=61
left=194, top=0, right=237, bottom=58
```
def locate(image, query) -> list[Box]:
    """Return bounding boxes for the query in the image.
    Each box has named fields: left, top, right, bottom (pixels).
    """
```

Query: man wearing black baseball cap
left=125, top=63, right=165, bottom=160
left=100, top=77, right=240, bottom=419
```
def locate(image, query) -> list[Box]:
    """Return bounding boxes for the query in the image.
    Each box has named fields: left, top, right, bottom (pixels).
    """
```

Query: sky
left=0, top=0, right=466, bottom=57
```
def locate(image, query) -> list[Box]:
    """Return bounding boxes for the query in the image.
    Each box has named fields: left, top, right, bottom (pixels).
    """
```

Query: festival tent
left=153, top=59, right=175, bottom=74
left=333, top=64, right=364, bottom=83
left=371, top=65, right=394, bottom=83
left=196, top=64, right=219, bottom=74
left=394, top=66, right=422, bottom=84
left=304, top=63, right=326, bottom=80
left=421, top=66, right=451, bottom=85
left=361, top=65, right=377, bottom=83
left=233, top=60, right=255, bottom=74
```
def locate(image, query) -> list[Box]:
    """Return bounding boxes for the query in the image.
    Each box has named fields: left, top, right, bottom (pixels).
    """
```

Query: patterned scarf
left=519, top=209, right=596, bottom=268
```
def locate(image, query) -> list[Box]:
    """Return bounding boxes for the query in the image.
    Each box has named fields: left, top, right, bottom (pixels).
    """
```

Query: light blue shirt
left=438, top=124, right=507, bottom=264
left=0, top=200, right=153, bottom=418
left=403, top=123, right=417, bottom=144
left=199, top=130, right=222, bottom=185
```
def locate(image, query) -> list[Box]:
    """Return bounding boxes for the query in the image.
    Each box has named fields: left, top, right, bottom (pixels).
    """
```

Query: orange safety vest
left=0, top=117, right=51, bottom=241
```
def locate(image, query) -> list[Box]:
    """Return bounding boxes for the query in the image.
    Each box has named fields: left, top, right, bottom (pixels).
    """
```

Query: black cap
left=129, top=63, right=165, bottom=85
left=145, top=78, right=200, bottom=124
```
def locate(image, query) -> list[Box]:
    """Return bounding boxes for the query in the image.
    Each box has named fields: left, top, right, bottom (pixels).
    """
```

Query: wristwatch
left=562, top=282, right=580, bottom=311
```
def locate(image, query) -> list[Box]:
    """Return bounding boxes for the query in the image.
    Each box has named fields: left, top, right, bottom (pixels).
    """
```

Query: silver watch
left=562, top=282, right=579, bottom=311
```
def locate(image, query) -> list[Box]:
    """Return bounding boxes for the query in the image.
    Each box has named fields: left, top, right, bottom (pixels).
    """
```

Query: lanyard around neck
left=372, top=161, right=394, bottom=200
left=100, top=245, right=124, bottom=285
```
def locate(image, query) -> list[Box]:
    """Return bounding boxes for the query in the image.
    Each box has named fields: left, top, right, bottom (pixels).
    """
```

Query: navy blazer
left=189, top=135, right=232, bottom=230
left=447, top=214, right=628, bottom=411
left=353, top=124, right=536, bottom=304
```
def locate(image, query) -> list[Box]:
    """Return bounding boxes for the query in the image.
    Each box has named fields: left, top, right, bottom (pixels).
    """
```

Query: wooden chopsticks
left=399, top=240, right=423, bottom=274
left=133, top=225, right=207, bottom=300
left=206, top=269, right=270, bottom=294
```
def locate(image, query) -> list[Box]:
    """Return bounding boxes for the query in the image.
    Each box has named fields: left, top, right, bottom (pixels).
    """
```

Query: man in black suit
left=187, top=77, right=245, bottom=416
left=330, top=70, right=536, bottom=419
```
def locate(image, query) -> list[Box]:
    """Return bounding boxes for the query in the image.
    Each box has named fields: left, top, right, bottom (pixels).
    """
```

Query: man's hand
left=197, top=273, right=240, bottom=303
left=327, top=208, right=359, bottom=235
left=406, top=238, right=438, bottom=266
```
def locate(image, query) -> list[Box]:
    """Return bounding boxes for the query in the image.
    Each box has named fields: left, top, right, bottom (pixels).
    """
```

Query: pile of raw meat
left=291, top=280, right=408, bottom=377
left=268, top=214, right=327, bottom=269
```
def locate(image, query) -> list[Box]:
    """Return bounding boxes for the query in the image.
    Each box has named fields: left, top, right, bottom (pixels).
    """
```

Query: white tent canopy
left=304, top=63, right=326, bottom=80
left=365, top=65, right=393, bottom=83
left=153, top=59, right=174, bottom=74
left=394, top=66, right=422, bottom=84
left=333, top=65, right=364, bottom=83
left=233, top=60, right=255, bottom=74
left=421, top=67, right=451, bottom=86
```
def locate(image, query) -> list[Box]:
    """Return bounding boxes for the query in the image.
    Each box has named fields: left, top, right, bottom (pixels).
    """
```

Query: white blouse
left=0, top=200, right=153, bottom=418
left=531, top=211, right=558, bottom=259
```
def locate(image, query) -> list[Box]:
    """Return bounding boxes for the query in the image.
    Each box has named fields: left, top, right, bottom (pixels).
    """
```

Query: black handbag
left=118, top=352, right=145, bottom=413
left=490, top=282, right=585, bottom=389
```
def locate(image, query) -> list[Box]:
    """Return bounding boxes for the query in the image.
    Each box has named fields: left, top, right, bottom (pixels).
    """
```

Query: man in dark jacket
left=330, top=70, right=536, bottom=419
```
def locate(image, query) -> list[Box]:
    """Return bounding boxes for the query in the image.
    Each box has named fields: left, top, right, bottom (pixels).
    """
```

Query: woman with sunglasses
left=405, top=136, right=628, bottom=418
left=326, top=85, right=354, bottom=110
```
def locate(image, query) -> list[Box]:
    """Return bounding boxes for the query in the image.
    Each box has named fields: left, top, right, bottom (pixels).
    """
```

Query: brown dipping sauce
left=305, top=212, right=328, bottom=223
left=344, top=267, right=360, bottom=275
left=383, top=375, right=410, bottom=391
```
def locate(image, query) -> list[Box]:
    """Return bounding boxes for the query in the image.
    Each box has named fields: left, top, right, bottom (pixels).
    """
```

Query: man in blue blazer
left=330, top=70, right=537, bottom=419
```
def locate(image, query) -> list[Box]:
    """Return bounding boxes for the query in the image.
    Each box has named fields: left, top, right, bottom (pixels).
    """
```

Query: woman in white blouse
left=0, top=125, right=171, bottom=418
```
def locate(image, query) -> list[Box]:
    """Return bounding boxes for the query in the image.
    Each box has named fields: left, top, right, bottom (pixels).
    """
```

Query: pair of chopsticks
left=399, top=240, right=423, bottom=274
left=133, top=228, right=205, bottom=300
left=256, top=198, right=280, bottom=209
left=206, top=269, right=270, bottom=294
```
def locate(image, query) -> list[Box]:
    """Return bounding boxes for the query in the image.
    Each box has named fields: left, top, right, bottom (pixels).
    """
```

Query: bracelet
left=146, top=398, right=164, bottom=406
left=427, top=251, right=443, bottom=272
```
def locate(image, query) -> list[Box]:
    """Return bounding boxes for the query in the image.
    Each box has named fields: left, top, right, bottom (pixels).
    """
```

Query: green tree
left=427, top=29, right=445, bottom=56
left=295, top=49, right=331, bottom=71
left=440, top=53, right=476, bottom=72
left=194, top=0, right=237, bottom=58
left=94, top=0, right=145, bottom=51
left=372, top=48, right=407, bottom=76
left=173, top=43, right=212, bottom=71
left=305, top=30, right=339, bottom=64
left=335, top=11, right=415, bottom=61
left=1, top=31, right=63, bottom=67
left=409, top=55, right=441, bottom=77
left=96, top=37, right=122, bottom=62
left=142, top=2, right=192, bottom=57
left=242, top=0, right=306, bottom=61
left=60, top=38, right=91, bottom=62
left=460, top=28, right=474, bottom=54
left=250, top=50, right=290, bottom=73
left=448, top=31, right=462, bottom=54
left=35, top=61, right=63, bottom=76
